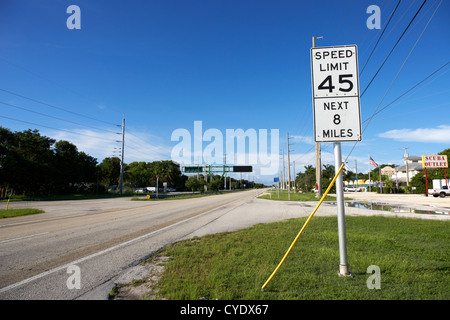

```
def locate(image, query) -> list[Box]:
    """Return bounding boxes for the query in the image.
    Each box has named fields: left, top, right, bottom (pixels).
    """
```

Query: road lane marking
left=0, top=206, right=220, bottom=294
left=0, top=232, right=49, bottom=244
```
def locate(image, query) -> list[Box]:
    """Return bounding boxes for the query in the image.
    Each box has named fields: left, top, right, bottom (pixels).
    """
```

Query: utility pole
left=287, top=133, right=291, bottom=192
left=401, top=147, right=410, bottom=188
left=313, top=36, right=323, bottom=198
left=224, top=154, right=227, bottom=190
left=119, top=115, right=125, bottom=195
left=293, top=161, right=296, bottom=190
left=282, top=148, right=286, bottom=190
left=355, top=160, right=358, bottom=188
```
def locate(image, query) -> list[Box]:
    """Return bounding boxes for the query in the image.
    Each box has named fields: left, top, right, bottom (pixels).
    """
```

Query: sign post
left=274, top=177, right=280, bottom=199
left=311, top=44, right=361, bottom=277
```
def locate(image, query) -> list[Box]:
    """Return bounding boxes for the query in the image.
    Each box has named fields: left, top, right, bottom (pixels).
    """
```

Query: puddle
left=328, top=201, right=449, bottom=215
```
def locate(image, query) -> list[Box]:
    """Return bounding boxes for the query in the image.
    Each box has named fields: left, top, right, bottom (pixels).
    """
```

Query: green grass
left=155, top=216, right=449, bottom=300
left=0, top=208, right=44, bottom=218
left=258, top=190, right=338, bottom=202
left=0, top=193, right=130, bottom=202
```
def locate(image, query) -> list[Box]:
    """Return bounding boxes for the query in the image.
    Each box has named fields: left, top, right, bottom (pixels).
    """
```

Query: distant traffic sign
left=233, top=166, right=252, bottom=172
left=311, top=45, right=362, bottom=142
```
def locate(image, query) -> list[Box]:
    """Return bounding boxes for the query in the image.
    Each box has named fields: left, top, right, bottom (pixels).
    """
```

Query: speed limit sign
left=311, top=45, right=362, bottom=142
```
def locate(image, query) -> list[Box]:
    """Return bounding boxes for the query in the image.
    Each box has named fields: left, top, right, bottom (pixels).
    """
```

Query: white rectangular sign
left=311, top=45, right=362, bottom=142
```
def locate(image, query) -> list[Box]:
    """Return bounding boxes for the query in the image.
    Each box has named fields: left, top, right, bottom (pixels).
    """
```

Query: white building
left=393, top=156, right=423, bottom=183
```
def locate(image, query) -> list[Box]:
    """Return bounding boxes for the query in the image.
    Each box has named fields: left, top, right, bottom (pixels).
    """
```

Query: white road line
left=0, top=208, right=215, bottom=294
left=0, top=232, right=49, bottom=244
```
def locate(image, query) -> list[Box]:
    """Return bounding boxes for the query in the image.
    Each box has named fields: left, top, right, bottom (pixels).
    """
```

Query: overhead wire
left=0, top=100, right=119, bottom=134
left=0, top=88, right=118, bottom=127
left=362, top=61, right=449, bottom=123
left=345, top=0, right=443, bottom=163
left=0, top=115, right=117, bottom=142
left=360, top=0, right=428, bottom=98
left=359, top=0, right=402, bottom=76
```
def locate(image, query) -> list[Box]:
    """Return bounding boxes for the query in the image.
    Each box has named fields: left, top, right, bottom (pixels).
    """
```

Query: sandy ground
left=341, top=191, right=450, bottom=208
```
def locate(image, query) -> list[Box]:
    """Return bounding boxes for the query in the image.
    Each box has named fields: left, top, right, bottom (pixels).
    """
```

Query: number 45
left=318, top=74, right=353, bottom=93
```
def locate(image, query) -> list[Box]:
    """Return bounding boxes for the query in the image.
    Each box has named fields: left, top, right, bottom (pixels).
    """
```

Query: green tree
left=53, top=140, right=97, bottom=193
left=207, top=177, right=223, bottom=191
left=1, top=127, right=97, bottom=196
left=98, top=157, right=121, bottom=187
left=185, top=176, right=204, bottom=191
left=295, top=165, right=316, bottom=192
left=125, top=161, right=152, bottom=188
left=1, top=128, right=55, bottom=195
left=149, top=160, right=186, bottom=191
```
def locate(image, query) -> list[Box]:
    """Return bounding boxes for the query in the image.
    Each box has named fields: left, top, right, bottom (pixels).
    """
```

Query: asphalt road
left=1, top=189, right=448, bottom=300
left=0, top=190, right=265, bottom=299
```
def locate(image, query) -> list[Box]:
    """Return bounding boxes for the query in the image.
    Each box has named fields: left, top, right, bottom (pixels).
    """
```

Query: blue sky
left=0, top=0, right=449, bottom=184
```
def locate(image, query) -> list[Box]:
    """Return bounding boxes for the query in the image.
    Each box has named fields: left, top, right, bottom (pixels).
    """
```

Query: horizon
left=1, top=0, right=449, bottom=185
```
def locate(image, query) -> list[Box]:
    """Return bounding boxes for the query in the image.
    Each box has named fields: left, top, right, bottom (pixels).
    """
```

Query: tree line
left=0, top=127, right=187, bottom=197
left=1, top=127, right=97, bottom=196
left=0, top=127, right=266, bottom=197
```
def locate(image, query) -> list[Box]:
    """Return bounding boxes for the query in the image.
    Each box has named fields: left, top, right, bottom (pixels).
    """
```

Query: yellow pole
left=261, top=163, right=345, bottom=291
left=5, top=195, right=11, bottom=211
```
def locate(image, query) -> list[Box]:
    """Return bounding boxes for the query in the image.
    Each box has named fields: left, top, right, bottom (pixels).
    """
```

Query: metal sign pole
left=334, top=142, right=349, bottom=276
left=311, top=43, right=360, bottom=278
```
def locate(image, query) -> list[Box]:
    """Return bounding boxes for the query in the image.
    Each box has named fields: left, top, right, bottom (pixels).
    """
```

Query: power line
left=0, top=88, right=118, bottom=126
left=360, top=0, right=428, bottom=98
left=362, top=61, right=449, bottom=123
left=0, top=115, right=116, bottom=142
left=0, top=100, right=119, bottom=134
left=345, top=0, right=442, bottom=163
left=360, top=0, right=402, bottom=76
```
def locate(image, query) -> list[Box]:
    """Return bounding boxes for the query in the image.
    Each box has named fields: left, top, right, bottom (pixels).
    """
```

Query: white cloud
left=378, top=125, right=450, bottom=143
left=44, top=128, right=172, bottom=163
left=290, top=135, right=314, bottom=145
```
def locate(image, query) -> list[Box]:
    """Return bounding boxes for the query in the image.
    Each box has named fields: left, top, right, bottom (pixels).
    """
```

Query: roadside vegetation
left=258, top=190, right=337, bottom=202
left=293, top=148, right=449, bottom=195
left=153, top=216, right=449, bottom=300
left=1, top=127, right=266, bottom=200
left=0, top=208, right=44, bottom=218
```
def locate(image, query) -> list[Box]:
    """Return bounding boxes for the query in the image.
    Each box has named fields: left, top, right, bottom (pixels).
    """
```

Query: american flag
left=369, top=156, right=378, bottom=168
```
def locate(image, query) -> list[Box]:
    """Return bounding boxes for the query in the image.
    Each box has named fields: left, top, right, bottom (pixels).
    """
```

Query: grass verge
left=155, top=216, right=449, bottom=300
left=0, top=208, right=44, bottom=218
left=258, top=191, right=338, bottom=202
left=1, top=193, right=129, bottom=202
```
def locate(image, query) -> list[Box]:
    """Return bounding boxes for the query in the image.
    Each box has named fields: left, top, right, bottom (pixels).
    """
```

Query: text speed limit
left=311, top=45, right=361, bottom=142
left=311, top=46, right=359, bottom=98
